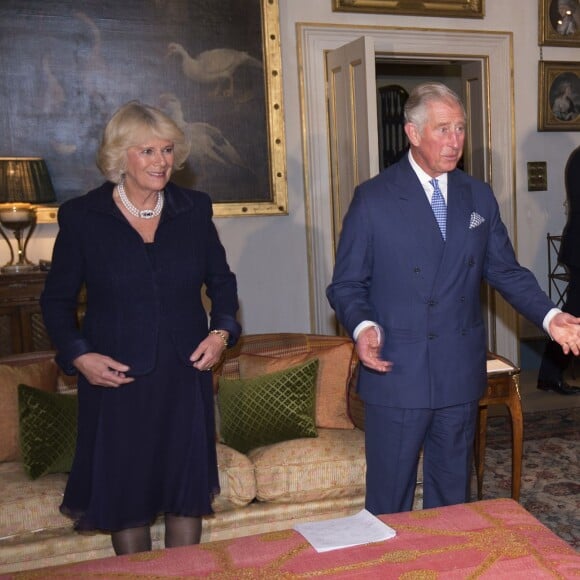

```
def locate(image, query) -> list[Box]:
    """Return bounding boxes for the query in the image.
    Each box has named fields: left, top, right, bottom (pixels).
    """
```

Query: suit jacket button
left=414, top=267, right=421, bottom=273
left=428, top=333, right=436, bottom=339
left=427, top=299, right=436, bottom=306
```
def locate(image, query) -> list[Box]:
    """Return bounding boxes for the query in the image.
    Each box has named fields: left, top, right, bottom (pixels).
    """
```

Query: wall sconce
left=0, top=157, right=57, bottom=273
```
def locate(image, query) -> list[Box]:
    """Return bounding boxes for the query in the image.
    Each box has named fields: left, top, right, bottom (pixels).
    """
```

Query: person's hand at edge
left=549, top=311, right=580, bottom=356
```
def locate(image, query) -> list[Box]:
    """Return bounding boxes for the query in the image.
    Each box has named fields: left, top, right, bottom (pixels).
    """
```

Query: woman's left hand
left=190, top=331, right=229, bottom=371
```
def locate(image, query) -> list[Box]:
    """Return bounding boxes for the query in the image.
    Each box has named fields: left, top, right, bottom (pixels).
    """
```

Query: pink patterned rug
left=4, top=499, right=579, bottom=578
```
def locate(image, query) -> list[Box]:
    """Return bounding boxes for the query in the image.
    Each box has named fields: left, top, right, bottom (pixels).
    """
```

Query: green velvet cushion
left=18, top=384, right=78, bottom=480
left=218, top=358, right=319, bottom=454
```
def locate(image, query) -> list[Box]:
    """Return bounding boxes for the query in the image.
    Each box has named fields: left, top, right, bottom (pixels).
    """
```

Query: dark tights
left=111, top=525, right=151, bottom=555
left=111, top=515, right=202, bottom=555
left=165, top=514, right=202, bottom=548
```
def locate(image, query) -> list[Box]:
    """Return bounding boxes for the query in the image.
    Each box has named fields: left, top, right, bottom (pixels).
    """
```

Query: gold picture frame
left=331, top=0, right=484, bottom=18
left=216, top=0, right=288, bottom=217
left=539, top=0, right=580, bottom=46
left=538, top=60, right=580, bottom=131
left=1, top=0, right=286, bottom=221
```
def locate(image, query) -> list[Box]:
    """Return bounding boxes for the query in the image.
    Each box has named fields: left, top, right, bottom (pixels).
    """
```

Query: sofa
left=0, top=333, right=423, bottom=573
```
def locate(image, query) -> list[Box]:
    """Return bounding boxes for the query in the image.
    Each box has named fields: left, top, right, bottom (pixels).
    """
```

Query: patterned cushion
left=237, top=341, right=355, bottom=430
left=18, top=385, right=77, bottom=480
left=56, top=371, right=78, bottom=394
left=0, top=446, right=257, bottom=539
left=218, top=359, right=319, bottom=454
left=248, top=428, right=366, bottom=503
left=0, top=461, right=70, bottom=538
left=0, top=359, right=58, bottom=462
left=212, top=444, right=256, bottom=511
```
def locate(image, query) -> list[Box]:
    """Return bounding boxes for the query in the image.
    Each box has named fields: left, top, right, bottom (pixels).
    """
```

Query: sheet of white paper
left=294, top=509, right=396, bottom=553
left=486, top=358, right=516, bottom=374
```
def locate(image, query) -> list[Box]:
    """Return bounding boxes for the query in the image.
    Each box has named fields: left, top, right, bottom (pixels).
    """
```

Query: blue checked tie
left=429, top=178, right=447, bottom=240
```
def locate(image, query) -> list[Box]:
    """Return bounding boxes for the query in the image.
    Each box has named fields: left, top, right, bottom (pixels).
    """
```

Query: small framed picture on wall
left=538, top=61, right=580, bottom=131
left=539, top=0, right=580, bottom=46
left=331, top=0, right=484, bottom=18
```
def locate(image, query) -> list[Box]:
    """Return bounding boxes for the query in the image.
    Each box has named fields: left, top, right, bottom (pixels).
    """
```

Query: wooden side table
left=0, top=270, right=86, bottom=356
left=0, top=271, right=50, bottom=355
left=475, top=353, right=522, bottom=501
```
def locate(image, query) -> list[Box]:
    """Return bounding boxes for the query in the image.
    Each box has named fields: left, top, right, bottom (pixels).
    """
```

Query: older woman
left=40, top=101, right=241, bottom=554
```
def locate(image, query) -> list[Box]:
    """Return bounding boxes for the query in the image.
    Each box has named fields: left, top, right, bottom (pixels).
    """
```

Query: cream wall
left=10, top=0, right=580, bottom=336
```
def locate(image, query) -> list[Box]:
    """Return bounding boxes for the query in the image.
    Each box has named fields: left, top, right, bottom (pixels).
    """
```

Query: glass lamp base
left=1, top=262, right=37, bottom=274
left=0, top=203, right=37, bottom=276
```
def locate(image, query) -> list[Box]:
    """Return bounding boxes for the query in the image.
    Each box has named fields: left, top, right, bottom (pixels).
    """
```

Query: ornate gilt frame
left=331, top=0, right=484, bottom=18
left=539, top=0, right=580, bottom=46
left=538, top=60, right=580, bottom=131
left=215, top=0, right=287, bottom=217
left=27, top=0, right=286, bottom=223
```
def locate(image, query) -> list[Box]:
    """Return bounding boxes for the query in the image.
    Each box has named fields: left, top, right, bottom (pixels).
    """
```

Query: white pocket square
left=469, top=212, right=485, bottom=229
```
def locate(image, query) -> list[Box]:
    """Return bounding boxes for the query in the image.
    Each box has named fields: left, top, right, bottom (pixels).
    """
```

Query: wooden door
left=326, top=36, right=380, bottom=250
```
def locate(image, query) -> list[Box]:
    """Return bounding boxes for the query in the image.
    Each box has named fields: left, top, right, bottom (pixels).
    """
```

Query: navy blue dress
left=61, top=244, right=219, bottom=532
left=41, top=183, right=241, bottom=533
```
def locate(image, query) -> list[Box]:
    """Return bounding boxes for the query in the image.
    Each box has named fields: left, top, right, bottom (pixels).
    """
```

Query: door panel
left=326, top=36, right=379, bottom=249
left=461, top=60, right=498, bottom=352
left=461, top=60, right=487, bottom=183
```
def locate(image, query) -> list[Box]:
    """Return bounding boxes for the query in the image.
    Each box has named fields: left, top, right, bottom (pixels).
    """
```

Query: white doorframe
left=297, top=24, right=519, bottom=363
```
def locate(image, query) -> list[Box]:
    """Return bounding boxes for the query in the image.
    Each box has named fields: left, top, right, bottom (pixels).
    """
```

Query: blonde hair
left=96, top=100, right=191, bottom=183
left=404, top=82, right=466, bottom=133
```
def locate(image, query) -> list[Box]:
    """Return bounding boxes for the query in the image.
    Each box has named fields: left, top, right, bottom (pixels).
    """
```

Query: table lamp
left=0, top=157, right=56, bottom=273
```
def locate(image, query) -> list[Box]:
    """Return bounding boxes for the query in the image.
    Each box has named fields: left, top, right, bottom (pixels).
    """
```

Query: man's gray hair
left=404, top=82, right=466, bottom=132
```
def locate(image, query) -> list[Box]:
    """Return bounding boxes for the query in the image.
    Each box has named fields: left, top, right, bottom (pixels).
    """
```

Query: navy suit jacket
left=327, top=156, right=554, bottom=409
left=41, top=181, right=241, bottom=375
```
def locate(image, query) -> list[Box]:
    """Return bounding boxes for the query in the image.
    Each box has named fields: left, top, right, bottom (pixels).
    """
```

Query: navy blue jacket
left=327, top=156, right=554, bottom=409
left=41, top=181, right=241, bottom=375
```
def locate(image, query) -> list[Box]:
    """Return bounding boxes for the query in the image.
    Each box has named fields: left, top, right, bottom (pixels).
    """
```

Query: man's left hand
left=548, top=312, right=580, bottom=355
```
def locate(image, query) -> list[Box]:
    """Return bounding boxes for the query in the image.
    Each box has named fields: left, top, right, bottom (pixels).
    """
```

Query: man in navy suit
left=327, top=82, right=580, bottom=515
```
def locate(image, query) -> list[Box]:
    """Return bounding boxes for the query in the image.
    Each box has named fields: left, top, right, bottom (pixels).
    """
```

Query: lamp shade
left=0, top=157, right=56, bottom=204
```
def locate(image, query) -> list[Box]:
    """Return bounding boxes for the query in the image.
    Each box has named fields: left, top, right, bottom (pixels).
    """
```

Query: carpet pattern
left=474, top=407, right=579, bottom=550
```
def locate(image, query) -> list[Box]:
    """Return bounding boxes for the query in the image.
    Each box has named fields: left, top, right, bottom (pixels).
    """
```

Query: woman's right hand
left=73, top=353, right=135, bottom=387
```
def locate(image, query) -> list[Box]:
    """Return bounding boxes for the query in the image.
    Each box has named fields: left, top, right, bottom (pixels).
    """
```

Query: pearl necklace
left=117, top=181, right=164, bottom=219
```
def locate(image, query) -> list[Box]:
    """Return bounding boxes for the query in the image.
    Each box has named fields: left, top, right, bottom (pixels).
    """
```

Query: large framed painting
left=331, top=0, right=484, bottom=18
left=0, top=0, right=286, bottom=218
left=538, top=61, right=580, bottom=131
left=539, top=0, right=580, bottom=46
